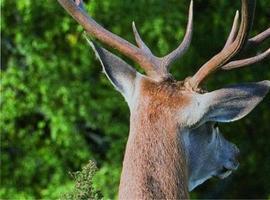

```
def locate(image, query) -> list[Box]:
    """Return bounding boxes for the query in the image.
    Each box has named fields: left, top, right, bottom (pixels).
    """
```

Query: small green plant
left=61, top=160, right=103, bottom=200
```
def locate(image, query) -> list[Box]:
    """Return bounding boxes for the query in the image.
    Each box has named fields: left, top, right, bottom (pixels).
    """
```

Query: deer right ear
left=200, top=81, right=270, bottom=123
left=87, top=39, right=138, bottom=102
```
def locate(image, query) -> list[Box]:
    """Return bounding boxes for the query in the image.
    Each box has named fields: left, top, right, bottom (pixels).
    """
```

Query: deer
left=58, top=0, right=270, bottom=199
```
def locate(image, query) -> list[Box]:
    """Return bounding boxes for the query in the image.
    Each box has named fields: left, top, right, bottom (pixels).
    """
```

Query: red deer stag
left=58, top=0, right=270, bottom=199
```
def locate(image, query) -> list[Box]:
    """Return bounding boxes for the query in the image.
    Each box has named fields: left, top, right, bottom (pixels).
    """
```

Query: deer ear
left=87, top=39, right=138, bottom=102
left=200, top=81, right=270, bottom=123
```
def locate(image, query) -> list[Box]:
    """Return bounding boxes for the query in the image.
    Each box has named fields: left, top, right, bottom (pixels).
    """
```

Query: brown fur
left=119, top=78, right=191, bottom=199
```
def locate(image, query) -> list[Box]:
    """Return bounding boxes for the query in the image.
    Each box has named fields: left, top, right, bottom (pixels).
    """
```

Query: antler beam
left=58, top=0, right=166, bottom=79
left=58, top=0, right=194, bottom=81
left=187, top=0, right=255, bottom=89
left=187, top=0, right=269, bottom=90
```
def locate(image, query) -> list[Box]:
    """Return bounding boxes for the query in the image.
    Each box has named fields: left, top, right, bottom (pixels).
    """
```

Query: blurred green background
left=1, top=0, right=270, bottom=199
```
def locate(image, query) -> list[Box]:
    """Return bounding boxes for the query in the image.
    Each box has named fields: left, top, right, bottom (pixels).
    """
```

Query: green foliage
left=61, top=160, right=102, bottom=200
left=1, top=0, right=269, bottom=199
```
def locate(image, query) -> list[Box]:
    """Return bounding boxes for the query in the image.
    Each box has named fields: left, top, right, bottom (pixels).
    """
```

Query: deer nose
left=226, top=158, right=239, bottom=170
left=223, top=146, right=240, bottom=171
left=225, top=151, right=240, bottom=171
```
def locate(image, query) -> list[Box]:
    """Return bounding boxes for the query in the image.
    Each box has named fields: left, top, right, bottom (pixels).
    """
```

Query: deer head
left=58, top=0, right=270, bottom=198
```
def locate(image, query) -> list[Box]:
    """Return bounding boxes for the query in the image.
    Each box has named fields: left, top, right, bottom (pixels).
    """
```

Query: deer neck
left=118, top=105, right=189, bottom=199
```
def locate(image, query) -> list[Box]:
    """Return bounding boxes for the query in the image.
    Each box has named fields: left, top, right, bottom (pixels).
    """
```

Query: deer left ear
left=87, top=39, right=138, bottom=102
left=199, top=81, right=270, bottom=123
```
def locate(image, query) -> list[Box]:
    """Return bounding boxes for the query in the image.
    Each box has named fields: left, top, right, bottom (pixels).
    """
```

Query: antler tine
left=161, top=0, right=194, bottom=70
left=223, top=10, right=240, bottom=49
left=222, top=48, right=270, bottom=70
left=246, top=28, right=270, bottom=48
left=222, top=28, right=270, bottom=70
left=132, top=22, right=153, bottom=55
left=187, top=0, right=255, bottom=89
left=58, top=0, right=163, bottom=79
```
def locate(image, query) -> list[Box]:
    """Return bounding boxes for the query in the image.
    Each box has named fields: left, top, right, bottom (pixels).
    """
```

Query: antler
left=58, top=0, right=194, bottom=81
left=160, top=0, right=194, bottom=70
left=187, top=0, right=270, bottom=90
left=58, top=0, right=161, bottom=78
left=222, top=28, right=270, bottom=69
